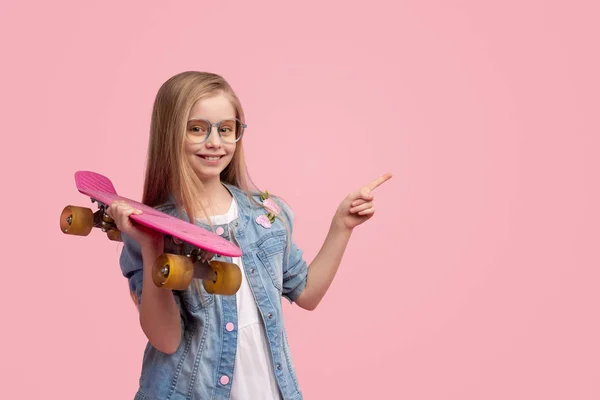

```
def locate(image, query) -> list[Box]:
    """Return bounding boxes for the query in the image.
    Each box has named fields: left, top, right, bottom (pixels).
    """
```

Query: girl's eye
left=191, top=126, right=204, bottom=133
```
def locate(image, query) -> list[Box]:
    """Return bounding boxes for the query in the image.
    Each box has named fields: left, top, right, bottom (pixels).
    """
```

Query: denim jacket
left=119, top=184, right=308, bottom=400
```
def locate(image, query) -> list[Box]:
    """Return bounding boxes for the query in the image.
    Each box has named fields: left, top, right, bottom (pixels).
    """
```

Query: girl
left=108, top=71, right=391, bottom=400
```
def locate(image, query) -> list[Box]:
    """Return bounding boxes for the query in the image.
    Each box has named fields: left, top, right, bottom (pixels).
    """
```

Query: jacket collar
left=162, top=183, right=254, bottom=234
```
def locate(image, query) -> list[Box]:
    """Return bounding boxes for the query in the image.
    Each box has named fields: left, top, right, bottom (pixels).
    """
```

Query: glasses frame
left=186, top=118, right=247, bottom=144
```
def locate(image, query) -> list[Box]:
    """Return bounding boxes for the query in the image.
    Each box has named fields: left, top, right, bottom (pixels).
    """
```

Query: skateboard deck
left=60, top=171, right=243, bottom=294
left=73, top=171, right=242, bottom=257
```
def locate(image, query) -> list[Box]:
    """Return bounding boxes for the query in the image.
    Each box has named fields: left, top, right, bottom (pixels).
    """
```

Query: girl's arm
left=138, top=241, right=182, bottom=354
left=295, top=173, right=392, bottom=311
left=109, top=200, right=182, bottom=354
left=294, top=223, right=352, bottom=310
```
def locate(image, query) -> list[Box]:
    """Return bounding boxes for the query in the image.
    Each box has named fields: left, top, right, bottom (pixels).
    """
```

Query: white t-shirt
left=201, top=199, right=281, bottom=400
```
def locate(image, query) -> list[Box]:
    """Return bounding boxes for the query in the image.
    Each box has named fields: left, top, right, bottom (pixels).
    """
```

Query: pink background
left=2, top=0, right=599, bottom=398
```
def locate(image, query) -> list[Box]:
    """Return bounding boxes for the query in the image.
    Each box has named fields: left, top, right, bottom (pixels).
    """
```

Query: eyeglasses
left=186, top=118, right=246, bottom=144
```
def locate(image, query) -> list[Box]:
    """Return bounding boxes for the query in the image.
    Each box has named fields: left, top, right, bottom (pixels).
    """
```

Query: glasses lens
left=219, top=119, right=244, bottom=143
left=187, top=119, right=210, bottom=142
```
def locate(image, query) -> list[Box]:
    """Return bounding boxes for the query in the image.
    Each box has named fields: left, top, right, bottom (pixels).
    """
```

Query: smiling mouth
left=197, top=155, right=224, bottom=161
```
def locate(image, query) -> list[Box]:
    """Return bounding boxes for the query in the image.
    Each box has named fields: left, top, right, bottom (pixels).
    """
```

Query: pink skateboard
left=60, top=171, right=242, bottom=295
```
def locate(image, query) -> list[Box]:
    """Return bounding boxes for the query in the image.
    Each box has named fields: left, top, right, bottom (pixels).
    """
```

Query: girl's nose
left=206, top=129, right=222, bottom=148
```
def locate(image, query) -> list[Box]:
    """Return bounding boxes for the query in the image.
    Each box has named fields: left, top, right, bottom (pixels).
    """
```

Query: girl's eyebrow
left=187, top=117, right=235, bottom=123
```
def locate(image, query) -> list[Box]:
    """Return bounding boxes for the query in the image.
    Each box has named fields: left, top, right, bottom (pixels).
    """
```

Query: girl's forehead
left=188, top=94, right=235, bottom=121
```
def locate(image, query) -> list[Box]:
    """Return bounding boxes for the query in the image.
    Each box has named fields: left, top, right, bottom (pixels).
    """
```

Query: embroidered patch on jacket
left=256, top=190, right=281, bottom=228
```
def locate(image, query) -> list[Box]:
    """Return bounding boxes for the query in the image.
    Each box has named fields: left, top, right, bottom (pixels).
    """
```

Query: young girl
left=108, top=71, right=391, bottom=400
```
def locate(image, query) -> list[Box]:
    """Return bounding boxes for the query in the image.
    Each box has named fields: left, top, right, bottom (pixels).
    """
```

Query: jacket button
left=225, top=322, right=235, bottom=332
left=215, top=226, right=225, bottom=236
left=267, top=313, right=273, bottom=319
left=250, top=268, right=255, bottom=274
left=277, top=363, right=282, bottom=370
left=220, top=375, right=229, bottom=385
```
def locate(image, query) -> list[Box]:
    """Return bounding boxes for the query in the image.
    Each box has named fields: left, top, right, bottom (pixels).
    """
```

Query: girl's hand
left=106, top=200, right=162, bottom=249
left=333, top=172, right=392, bottom=231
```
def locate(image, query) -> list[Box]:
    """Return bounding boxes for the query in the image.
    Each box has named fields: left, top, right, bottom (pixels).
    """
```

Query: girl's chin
left=191, top=166, right=225, bottom=182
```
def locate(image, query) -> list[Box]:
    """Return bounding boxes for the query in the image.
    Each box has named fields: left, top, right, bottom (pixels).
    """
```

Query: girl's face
left=185, top=93, right=237, bottom=184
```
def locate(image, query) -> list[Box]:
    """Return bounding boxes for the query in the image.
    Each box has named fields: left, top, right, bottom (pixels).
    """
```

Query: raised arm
left=295, top=173, right=392, bottom=310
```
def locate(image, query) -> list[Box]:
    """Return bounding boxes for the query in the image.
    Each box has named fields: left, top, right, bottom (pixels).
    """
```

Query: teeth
left=202, top=156, right=221, bottom=161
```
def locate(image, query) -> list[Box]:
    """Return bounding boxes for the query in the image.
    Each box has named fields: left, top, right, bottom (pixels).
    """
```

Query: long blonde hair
left=142, top=71, right=253, bottom=222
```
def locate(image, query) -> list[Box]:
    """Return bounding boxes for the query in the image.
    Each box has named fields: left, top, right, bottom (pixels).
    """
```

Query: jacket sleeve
left=119, top=232, right=145, bottom=307
left=276, top=198, right=309, bottom=304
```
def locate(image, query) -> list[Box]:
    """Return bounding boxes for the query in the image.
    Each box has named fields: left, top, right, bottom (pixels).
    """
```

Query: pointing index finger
left=366, top=172, right=392, bottom=192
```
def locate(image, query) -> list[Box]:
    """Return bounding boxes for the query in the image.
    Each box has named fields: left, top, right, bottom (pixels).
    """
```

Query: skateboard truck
left=94, top=200, right=122, bottom=241
left=153, top=236, right=241, bottom=295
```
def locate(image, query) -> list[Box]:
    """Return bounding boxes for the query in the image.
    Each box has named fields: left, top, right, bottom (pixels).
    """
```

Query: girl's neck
left=200, top=176, right=226, bottom=194
left=194, top=178, right=233, bottom=217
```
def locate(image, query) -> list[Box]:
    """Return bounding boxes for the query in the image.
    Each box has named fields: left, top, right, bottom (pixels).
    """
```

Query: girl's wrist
left=139, top=233, right=163, bottom=250
left=141, top=239, right=164, bottom=265
left=330, top=217, right=353, bottom=236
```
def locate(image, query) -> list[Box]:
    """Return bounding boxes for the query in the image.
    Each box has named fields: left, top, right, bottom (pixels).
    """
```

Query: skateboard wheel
left=106, top=229, right=122, bottom=242
left=203, top=261, right=242, bottom=295
left=152, top=254, right=194, bottom=290
left=60, top=205, right=94, bottom=236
